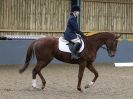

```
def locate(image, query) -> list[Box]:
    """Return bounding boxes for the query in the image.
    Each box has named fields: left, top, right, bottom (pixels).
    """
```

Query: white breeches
left=71, top=36, right=81, bottom=43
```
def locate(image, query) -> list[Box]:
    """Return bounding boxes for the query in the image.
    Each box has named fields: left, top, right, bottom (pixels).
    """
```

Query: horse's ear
left=115, top=33, right=121, bottom=39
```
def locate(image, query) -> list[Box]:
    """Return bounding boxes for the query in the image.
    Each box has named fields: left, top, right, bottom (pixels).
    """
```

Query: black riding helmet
left=71, top=5, right=80, bottom=12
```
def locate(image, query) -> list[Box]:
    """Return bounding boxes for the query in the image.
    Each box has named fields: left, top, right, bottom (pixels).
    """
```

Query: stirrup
left=71, top=54, right=80, bottom=60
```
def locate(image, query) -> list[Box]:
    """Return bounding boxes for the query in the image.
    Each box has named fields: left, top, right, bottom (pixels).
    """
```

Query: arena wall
left=1, top=0, right=133, bottom=38
left=0, top=0, right=133, bottom=64
left=81, top=0, right=133, bottom=38
left=0, top=0, right=71, bottom=36
left=0, top=40, right=132, bottom=65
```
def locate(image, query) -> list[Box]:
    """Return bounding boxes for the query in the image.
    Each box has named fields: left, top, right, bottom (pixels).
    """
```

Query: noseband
left=101, top=46, right=109, bottom=51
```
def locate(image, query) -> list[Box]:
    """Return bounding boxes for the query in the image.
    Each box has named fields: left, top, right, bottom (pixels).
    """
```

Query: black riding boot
left=71, top=43, right=81, bottom=60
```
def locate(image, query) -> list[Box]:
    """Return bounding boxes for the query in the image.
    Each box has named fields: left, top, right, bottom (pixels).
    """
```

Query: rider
left=64, top=5, right=85, bottom=59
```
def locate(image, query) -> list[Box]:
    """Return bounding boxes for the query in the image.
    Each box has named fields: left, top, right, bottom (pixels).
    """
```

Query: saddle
left=58, top=37, right=84, bottom=53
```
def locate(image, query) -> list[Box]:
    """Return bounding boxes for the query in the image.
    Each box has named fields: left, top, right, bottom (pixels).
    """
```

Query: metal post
left=71, top=0, right=77, bottom=6
left=77, top=0, right=81, bottom=28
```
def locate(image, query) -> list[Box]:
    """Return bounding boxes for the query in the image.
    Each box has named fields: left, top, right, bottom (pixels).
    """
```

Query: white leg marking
left=85, top=82, right=94, bottom=89
left=89, top=81, right=94, bottom=86
left=32, top=79, right=37, bottom=88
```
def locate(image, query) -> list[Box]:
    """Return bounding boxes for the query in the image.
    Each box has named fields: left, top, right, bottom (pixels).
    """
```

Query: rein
left=77, top=35, right=83, bottom=45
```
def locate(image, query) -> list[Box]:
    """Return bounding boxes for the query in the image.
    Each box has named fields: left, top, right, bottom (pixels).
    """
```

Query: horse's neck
left=94, top=38, right=106, bottom=50
left=87, top=36, right=107, bottom=51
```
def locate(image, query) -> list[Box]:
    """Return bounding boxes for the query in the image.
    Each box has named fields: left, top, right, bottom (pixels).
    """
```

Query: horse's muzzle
left=108, top=51, right=115, bottom=57
left=110, top=54, right=115, bottom=57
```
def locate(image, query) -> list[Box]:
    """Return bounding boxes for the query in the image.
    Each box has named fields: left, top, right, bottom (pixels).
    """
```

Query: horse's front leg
left=77, top=61, right=86, bottom=91
left=85, top=62, right=99, bottom=89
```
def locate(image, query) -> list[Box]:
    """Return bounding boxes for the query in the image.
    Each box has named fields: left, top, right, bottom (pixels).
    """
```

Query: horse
left=19, top=32, right=120, bottom=91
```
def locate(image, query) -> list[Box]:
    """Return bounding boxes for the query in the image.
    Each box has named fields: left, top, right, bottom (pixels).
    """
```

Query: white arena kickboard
left=114, top=62, right=133, bottom=67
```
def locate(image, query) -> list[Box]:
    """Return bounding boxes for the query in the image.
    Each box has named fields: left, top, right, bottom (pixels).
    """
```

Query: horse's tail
left=19, top=41, right=35, bottom=74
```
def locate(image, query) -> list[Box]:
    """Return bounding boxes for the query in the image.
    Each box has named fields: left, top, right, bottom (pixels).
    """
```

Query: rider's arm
left=69, top=17, right=85, bottom=38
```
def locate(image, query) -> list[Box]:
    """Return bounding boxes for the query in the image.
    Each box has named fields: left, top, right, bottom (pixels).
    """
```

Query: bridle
left=101, top=37, right=117, bottom=51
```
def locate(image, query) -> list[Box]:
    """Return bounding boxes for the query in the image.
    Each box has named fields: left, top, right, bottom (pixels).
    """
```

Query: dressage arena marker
left=114, top=62, right=133, bottom=67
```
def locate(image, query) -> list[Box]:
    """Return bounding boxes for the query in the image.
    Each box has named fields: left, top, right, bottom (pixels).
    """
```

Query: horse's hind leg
left=32, top=60, right=52, bottom=89
left=37, top=61, right=50, bottom=89
left=32, top=63, right=40, bottom=88
left=85, top=62, right=99, bottom=89
left=38, top=70, right=46, bottom=89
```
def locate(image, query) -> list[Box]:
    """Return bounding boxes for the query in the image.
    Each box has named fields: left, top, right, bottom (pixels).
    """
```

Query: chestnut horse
left=19, top=32, right=120, bottom=91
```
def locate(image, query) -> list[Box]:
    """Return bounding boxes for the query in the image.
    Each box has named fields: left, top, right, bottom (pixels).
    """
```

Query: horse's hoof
left=77, top=87, right=83, bottom=92
left=32, top=86, right=41, bottom=90
left=41, top=85, right=45, bottom=90
left=85, top=84, right=90, bottom=89
left=85, top=82, right=94, bottom=89
left=19, top=68, right=24, bottom=74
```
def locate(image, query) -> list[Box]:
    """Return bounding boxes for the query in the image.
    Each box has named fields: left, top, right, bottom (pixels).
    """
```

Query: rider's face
left=73, top=11, right=80, bottom=17
left=75, top=11, right=80, bottom=16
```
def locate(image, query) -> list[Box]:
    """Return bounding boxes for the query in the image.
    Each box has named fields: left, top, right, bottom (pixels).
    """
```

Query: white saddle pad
left=58, top=37, right=84, bottom=53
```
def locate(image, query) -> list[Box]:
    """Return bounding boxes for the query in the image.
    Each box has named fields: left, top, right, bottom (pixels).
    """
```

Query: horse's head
left=105, top=34, right=121, bottom=57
